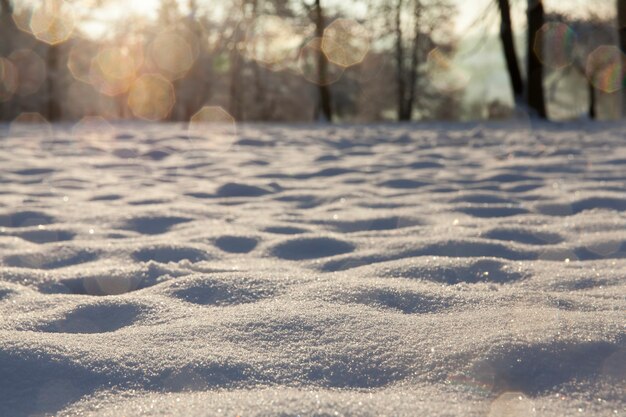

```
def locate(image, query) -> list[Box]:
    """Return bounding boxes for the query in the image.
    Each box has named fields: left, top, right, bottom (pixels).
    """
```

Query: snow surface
left=0, top=121, right=624, bottom=416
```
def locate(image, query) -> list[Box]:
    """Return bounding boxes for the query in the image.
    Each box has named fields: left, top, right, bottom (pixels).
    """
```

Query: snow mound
left=0, top=122, right=624, bottom=416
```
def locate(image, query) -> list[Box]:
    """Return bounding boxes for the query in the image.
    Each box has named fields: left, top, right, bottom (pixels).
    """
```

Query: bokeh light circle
left=427, top=48, right=471, bottom=93
left=0, top=58, right=18, bottom=102
left=298, top=38, right=345, bottom=86
left=188, top=106, right=237, bottom=153
left=8, top=49, right=47, bottom=97
left=353, top=52, right=386, bottom=83
left=128, top=74, right=175, bottom=121
left=149, top=29, right=196, bottom=80
left=488, top=392, right=535, bottom=416
left=533, top=22, right=576, bottom=70
left=65, top=81, right=118, bottom=120
left=322, top=18, right=370, bottom=68
left=11, top=3, right=34, bottom=35
left=72, top=116, right=116, bottom=148
left=585, top=45, right=626, bottom=94
left=9, top=113, right=53, bottom=138
left=67, top=39, right=98, bottom=84
left=585, top=239, right=622, bottom=258
left=446, top=360, right=495, bottom=395
left=89, top=57, right=133, bottom=97
left=244, top=15, right=302, bottom=71
left=83, top=275, right=139, bottom=296
left=600, top=348, right=626, bottom=383
left=29, top=0, right=76, bottom=45
left=97, top=46, right=138, bottom=81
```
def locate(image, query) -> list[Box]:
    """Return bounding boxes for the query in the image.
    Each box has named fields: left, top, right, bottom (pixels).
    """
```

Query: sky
left=73, top=0, right=613, bottom=112
left=79, top=0, right=610, bottom=37
left=88, top=1, right=477, bottom=31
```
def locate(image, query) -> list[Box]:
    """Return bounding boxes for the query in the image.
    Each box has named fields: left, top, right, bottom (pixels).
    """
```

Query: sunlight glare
left=9, top=49, right=47, bottom=97
left=298, top=38, right=345, bottom=86
left=128, top=74, right=175, bottom=121
left=188, top=106, right=237, bottom=153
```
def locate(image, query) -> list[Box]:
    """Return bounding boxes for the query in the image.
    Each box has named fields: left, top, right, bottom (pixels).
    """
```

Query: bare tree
left=527, top=0, right=547, bottom=118
left=0, top=0, right=17, bottom=60
left=387, top=0, right=455, bottom=121
left=573, top=12, right=614, bottom=119
left=226, top=0, right=266, bottom=121
left=395, top=0, right=422, bottom=121
left=46, top=46, right=62, bottom=121
left=618, top=0, right=626, bottom=116
left=0, top=0, right=13, bottom=120
left=392, top=0, right=422, bottom=121
left=228, top=6, right=245, bottom=121
left=249, top=0, right=267, bottom=120
left=0, top=0, right=12, bottom=18
left=301, top=0, right=333, bottom=121
left=496, top=0, right=524, bottom=105
left=393, top=0, right=405, bottom=120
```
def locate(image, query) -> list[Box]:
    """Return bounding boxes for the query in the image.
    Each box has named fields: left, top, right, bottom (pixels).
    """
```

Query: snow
left=0, top=121, right=624, bottom=416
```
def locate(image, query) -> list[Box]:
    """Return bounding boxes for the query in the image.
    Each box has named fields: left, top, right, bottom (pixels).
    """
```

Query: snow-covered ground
left=0, top=121, right=624, bottom=416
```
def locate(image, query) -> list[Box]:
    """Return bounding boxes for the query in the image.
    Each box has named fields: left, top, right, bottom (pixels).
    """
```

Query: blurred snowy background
left=0, top=0, right=624, bottom=126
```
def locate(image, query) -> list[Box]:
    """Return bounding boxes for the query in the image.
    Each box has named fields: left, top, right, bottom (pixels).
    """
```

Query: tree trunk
left=229, top=19, right=244, bottom=121
left=405, top=0, right=421, bottom=120
left=588, top=80, right=596, bottom=120
left=314, top=0, right=332, bottom=121
left=0, top=0, right=15, bottom=53
left=0, top=0, right=14, bottom=120
left=618, top=0, right=626, bottom=117
left=394, top=0, right=407, bottom=120
left=496, top=0, right=524, bottom=104
left=46, top=46, right=62, bottom=121
left=0, top=0, right=12, bottom=14
left=250, top=0, right=268, bottom=120
left=527, top=0, right=547, bottom=119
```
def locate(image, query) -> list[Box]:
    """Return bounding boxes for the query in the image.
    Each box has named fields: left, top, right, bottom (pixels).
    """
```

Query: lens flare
left=427, top=48, right=470, bottom=93
left=89, top=57, right=133, bottom=97
left=600, top=348, right=626, bottom=383
left=488, top=392, right=535, bottom=417
left=89, top=43, right=142, bottom=97
left=149, top=29, right=196, bottom=80
left=11, top=3, right=33, bottom=35
left=585, top=240, right=622, bottom=258
left=83, top=275, right=139, bottom=296
left=534, top=22, right=576, bottom=69
left=72, top=116, right=116, bottom=148
left=446, top=361, right=495, bottom=395
left=188, top=106, right=237, bottom=153
left=538, top=247, right=578, bottom=262
left=322, top=18, right=370, bottom=68
left=586, top=46, right=626, bottom=94
left=67, top=39, right=97, bottom=84
left=298, top=38, right=345, bottom=86
left=97, top=47, right=138, bottom=81
left=29, top=0, right=76, bottom=45
left=9, top=113, right=52, bottom=138
left=353, top=52, right=386, bottom=83
left=9, top=49, right=47, bottom=97
left=0, top=58, right=18, bottom=102
left=65, top=81, right=118, bottom=120
left=243, top=15, right=303, bottom=71
left=128, top=74, right=175, bottom=121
